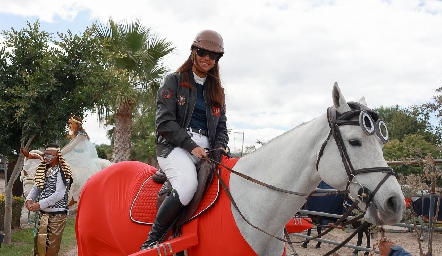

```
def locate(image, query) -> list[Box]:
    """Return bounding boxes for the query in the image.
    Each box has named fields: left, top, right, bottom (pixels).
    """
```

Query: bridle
left=316, top=105, right=394, bottom=205
left=313, top=104, right=394, bottom=256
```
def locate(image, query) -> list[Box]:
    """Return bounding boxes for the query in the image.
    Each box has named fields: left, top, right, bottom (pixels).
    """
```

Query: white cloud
left=1, top=0, right=442, bottom=151
left=81, top=113, right=112, bottom=145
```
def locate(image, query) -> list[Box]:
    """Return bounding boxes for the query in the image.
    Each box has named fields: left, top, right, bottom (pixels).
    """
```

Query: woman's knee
left=177, top=183, right=198, bottom=205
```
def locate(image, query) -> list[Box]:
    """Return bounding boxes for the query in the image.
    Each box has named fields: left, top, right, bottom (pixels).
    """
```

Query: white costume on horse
left=20, top=150, right=44, bottom=197
left=61, top=131, right=108, bottom=204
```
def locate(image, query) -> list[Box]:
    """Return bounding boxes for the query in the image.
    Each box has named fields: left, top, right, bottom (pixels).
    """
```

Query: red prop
left=76, top=157, right=311, bottom=256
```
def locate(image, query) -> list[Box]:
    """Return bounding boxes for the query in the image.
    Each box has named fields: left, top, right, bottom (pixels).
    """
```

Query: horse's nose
left=385, top=194, right=405, bottom=214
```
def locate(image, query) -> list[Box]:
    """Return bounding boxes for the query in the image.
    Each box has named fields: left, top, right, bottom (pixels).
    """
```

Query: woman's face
left=192, top=48, right=218, bottom=77
left=68, top=121, right=79, bottom=132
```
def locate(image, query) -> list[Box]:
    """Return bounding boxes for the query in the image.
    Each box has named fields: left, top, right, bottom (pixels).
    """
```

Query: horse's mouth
left=364, top=203, right=399, bottom=226
left=365, top=203, right=386, bottom=226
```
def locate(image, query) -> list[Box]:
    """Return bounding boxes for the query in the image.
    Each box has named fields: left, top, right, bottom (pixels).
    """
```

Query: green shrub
left=0, top=194, right=24, bottom=230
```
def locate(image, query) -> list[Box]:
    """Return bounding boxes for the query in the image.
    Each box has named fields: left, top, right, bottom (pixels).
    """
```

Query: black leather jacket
left=155, top=71, right=229, bottom=158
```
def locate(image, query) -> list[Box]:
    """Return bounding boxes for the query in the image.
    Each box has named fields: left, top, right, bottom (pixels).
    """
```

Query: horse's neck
left=229, top=115, right=328, bottom=227
left=23, top=159, right=41, bottom=176
left=233, top=115, right=328, bottom=190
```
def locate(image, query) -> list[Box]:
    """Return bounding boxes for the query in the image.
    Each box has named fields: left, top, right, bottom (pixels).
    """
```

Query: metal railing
left=292, top=188, right=442, bottom=255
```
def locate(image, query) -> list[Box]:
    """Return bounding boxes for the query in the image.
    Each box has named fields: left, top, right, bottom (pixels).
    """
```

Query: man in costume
left=25, top=143, right=73, bottom=256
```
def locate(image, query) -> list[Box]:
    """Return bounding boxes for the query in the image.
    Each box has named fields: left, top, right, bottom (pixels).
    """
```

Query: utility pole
left=234, top=131, right=245, bottom=156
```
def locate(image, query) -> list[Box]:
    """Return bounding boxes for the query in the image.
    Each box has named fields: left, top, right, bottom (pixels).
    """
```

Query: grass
left=1, top=215, right=77, bottom=256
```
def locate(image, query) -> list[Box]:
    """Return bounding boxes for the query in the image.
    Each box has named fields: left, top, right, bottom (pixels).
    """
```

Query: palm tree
left=94, top=18, right=174, bottom=162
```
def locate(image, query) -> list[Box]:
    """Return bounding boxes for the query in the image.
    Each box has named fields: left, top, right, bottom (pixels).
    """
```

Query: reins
left=207, top=156, right=306, bottom=197
left=211, top=163, right=290, bottom=243
left=206, top=156, right=348, bottom=244
left=204, top=105, right=394, bottom=254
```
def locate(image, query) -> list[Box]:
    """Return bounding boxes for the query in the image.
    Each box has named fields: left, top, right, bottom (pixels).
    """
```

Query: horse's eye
left=349, top=139, right=362, bottom=146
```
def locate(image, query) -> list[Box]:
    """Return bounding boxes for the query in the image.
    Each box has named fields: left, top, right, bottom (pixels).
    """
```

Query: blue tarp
left=412, top=196, right=442, bottom=220
left=302, top=181, right=346, bottom=219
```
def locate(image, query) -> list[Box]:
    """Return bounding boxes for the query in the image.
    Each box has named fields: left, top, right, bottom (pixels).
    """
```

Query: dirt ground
left=58, top=227, right=442, bottom=256
left=59, top=225, right=442, bottom=256
left=287, top=226, right=442, bottom=256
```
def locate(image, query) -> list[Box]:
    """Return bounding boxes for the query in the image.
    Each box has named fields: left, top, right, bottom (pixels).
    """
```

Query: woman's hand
left=191, top=147, right=207, bottom=159
left=211, top=147, right=227, bottom=163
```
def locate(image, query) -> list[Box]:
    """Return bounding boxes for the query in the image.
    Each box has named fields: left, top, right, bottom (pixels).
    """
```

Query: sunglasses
left=196, top=48, right=220, bottom=61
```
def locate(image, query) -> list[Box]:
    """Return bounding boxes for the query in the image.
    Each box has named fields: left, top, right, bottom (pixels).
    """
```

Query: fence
left=292, top=188, right=441, bottom=255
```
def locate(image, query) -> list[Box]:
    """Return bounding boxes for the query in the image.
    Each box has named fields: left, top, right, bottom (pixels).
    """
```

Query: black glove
left=209, top=148, right=227, bottom=164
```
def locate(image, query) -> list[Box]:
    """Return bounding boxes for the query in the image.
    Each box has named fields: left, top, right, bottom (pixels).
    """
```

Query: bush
left=0, top=194, right=24, bottom=230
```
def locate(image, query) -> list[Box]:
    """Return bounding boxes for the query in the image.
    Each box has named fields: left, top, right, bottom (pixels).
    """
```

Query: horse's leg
left=364, top=226, right=371, bottom=256
left=301, top=228, right=311, bottom=248
left=315, top=216, right=322, bottom=248
left=351, top=225, right=364, bottom=255
left=301, top=215, right=314, bottom=248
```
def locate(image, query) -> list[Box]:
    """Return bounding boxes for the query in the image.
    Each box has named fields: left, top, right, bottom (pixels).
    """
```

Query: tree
left=130, top=85, right=158, bottom=165
left=424, top=85, right=442, bottom=125
left=93, top=18, right=174, bottom=163
left=376, top=105, right=441, bottom=176
left=96, top=144, right=113, bottom=160
left=0, top=21, right=111, bottom=244
left=376, top=105, right=439, bottom=144
left=383, top=135, right=442, bottom=175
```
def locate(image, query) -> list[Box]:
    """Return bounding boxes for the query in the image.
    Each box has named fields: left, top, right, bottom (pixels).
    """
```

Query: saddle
left=129, top=157, right=226, bottom=226
left=154, top=158, right=215, bottom=226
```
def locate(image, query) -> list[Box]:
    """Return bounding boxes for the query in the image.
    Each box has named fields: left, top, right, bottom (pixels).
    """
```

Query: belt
left=187, top=127, right=208, bottom=136
left=40, top=210, right=67, bottom=216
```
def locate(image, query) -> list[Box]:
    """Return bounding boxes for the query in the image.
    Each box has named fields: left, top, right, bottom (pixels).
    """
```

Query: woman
left=140, top=29, right=229, bottom=250
left=61, top=116, right=103, bottom=206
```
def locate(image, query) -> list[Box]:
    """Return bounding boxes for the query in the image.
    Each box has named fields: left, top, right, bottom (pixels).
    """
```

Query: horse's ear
left=332, top=82, right=351, bottom=113
left=21, top=147, right=29, bottom=158
left=358, top=97, right=367, bottom=106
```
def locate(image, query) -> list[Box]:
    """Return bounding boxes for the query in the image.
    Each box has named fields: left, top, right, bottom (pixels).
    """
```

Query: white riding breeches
left=157, top=131, right=210, bottom=205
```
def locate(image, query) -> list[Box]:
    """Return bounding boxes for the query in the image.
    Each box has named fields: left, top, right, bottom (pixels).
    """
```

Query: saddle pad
left=130, top=171, right=162, bottom=224
left=130, top=156, right=238, bottom=224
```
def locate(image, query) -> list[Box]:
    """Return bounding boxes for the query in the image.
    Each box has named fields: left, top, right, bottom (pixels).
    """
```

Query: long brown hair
left=68, top=115, right=90, bottom=140
left=176, top=51, right=225, bottom=107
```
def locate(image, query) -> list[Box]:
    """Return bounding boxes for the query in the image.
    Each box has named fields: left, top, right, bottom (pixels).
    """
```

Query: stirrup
left=140, top=241, right=159, bottom=251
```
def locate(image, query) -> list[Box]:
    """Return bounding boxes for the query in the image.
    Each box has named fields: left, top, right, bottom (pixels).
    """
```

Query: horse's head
left=20, top=148, right=44, bottom=197
left=317, top=83, right=405, bottom=226
left=21, top=147, right=44, bottom=160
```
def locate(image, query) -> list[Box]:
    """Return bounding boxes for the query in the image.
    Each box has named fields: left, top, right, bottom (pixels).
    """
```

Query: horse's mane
left=243, top=101, right=379, bottom=157
left=241, top=116, right=319, bottom=157
left=338, top=101, right=379, bottom=121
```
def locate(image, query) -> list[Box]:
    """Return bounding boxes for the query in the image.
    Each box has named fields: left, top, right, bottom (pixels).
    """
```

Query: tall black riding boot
left=140, top=189, right=184, bottom=250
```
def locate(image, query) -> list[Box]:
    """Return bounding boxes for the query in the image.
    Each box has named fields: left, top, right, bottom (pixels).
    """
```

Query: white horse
left=76, top=83, right=405, bottom=256
left=20, top=149, right=44, bottom=198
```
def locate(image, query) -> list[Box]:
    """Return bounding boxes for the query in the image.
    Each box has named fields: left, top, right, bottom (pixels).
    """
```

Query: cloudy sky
left=1, top=0, right=442, bottom=152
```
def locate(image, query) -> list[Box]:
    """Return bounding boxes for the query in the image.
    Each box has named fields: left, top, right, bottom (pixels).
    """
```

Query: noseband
left=316, top=105, right=394, bottom=205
